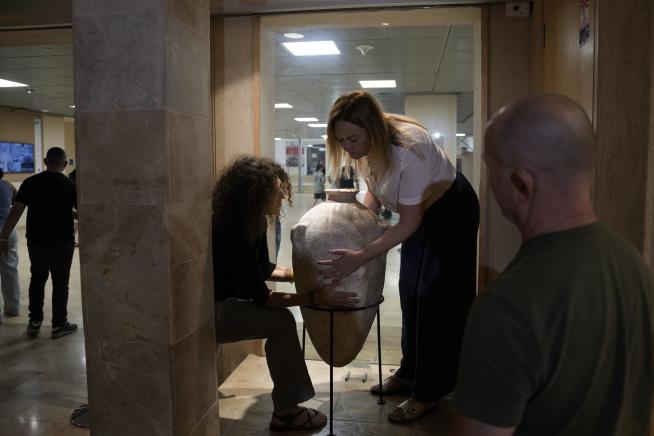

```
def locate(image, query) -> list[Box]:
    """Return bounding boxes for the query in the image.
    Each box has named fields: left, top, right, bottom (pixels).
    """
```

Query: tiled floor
left=219, top=355, right=454, bottom=435
left=0, top=193, right=424, bottom=435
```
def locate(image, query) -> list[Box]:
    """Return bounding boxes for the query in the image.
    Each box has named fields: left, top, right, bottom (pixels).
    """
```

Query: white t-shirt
left=368, top=122, right=456, bottom=212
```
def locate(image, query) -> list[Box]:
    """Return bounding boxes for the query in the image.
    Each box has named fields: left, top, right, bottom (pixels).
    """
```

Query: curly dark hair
left=212, top=156, right=291, bottom=241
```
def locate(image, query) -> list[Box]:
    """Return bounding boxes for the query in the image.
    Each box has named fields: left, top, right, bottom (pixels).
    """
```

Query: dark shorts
left=314, top=192, right=326, bottom=200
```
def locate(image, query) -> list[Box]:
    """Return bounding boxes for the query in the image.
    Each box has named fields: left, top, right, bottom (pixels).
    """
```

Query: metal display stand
left=302, top=297, right=385, bottom=436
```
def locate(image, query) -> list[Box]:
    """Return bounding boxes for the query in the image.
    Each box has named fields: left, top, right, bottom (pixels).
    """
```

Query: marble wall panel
left=74, top=11, right=165, bottom=112
left=81, top=263, right=170, bottom=345
left=168, top=112, right=213, bottom=205
left=211, top=17, right=226, bottom=173
left=76, top=110, right=169, bottom=206
left=223, top=17, right=257, bottom=160
left=171, top=254, right=214, bottom=342
left=78, top=204, right=169, bottom=267
left=169, top=0, right=210, bottom=37
left=74, top=0, right=161, bottom=16
left=593, top=0, right=652, bottom=251
left=168, top=198, right=211, bottom=265
left=187, top=401, right=220, bottom=436
left=172, top=319, right=217, bottom=436
left=86, top=341, right=173, bottom=436
left=166, top=12, right=211, bottom=118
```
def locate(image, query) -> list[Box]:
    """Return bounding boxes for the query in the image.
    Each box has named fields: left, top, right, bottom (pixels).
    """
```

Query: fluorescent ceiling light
left=381, top=22, right=390, bottom=26
left=283, top=32, right=304, bottom=39
left=321, top=135, right=327, bottom=139
left=275, top=137, right=282, bottom=140
left=433, top=132, right=441, bottom=139
left=283, top=41, right=340, bottom=56
left=308, top=123, right=327, bottom=128
left=359, top=80, right=396, bottom=88
left=0, top=78, right=28, bottom=87
left=456, top=133, right=466, bottom=137
left=69, top=105, right=76, bottom=109
left=295, top=117, right=318, bottom=122
left=41, top=109, right=49, bottom=113
left=275, top=103, right=293, bottom=109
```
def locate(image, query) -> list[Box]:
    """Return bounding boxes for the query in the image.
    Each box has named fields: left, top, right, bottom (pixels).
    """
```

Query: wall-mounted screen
left=0, top=142, right=35, bottom=173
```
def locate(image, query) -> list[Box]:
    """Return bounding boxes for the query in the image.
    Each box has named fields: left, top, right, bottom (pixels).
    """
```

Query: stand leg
left=329, top=311, right=335, bottom=435
left=376, top=307, right=385, bottom=405
left=302, top=324, right=306, bottom=358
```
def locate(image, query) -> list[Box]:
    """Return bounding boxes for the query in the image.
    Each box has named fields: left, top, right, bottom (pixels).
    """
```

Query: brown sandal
left=370, top=374, right=413, bottom=396
left=388, top=398, right=439, bottom=423
left=269, top=407, right=327, bottom=432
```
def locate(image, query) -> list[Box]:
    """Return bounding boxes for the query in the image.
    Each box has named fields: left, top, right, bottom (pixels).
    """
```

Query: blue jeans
left=0, top=229, right=20, bottom=315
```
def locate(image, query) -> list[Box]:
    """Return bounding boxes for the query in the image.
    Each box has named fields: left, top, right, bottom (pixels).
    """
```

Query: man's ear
left=510, top=169, right=534, bottom=203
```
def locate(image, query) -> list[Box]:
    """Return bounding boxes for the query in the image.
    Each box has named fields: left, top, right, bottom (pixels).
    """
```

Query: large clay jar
left=291, top=189, right=386, bottom=367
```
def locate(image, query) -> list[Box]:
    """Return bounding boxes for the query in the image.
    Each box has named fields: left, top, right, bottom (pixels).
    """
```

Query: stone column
left=73, top=1, right=217, bottom=435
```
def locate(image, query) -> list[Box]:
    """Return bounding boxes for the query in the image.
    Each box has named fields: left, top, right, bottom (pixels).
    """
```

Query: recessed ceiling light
left=308, top=123, right=327, bottom=128
left=295, top=117, right=318, bottom=122
left=69, top=105, right=76, bottom=109
left=283, top=32, right=304, bottom=39
left=321, top=135, right=327, bottom=140
left=275, top=137, right=282, bottom=140
left=275, top=103, right=293, bottom=109
left=283, top=41, right=340, bottom=56
left=381, top=22, right=390, bottom=26
left=0, top=78, right=28, bottom=88
left=433, top=132, right=442, bottom=139
left=359, top=80, right=396, bottom=88
left=456, top=133, right=466, bottom=137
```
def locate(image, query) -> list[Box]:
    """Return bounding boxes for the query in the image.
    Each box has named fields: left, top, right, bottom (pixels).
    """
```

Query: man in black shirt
left=0, top=147, right=78, bottom=339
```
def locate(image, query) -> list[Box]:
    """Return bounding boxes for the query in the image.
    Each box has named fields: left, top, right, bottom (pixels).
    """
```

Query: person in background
left=0, top=168, right=20, bottom=322
left=0, top=147, right=77, bottom=339
left=212, top=156, right=359, bottom=432
left=336, top=164, right=357, bottom=189
left=313, top=163, right=326, bottom=206
left=321, top=91, right=480, bottom=423
left=449, top=94, right=654, bottom=436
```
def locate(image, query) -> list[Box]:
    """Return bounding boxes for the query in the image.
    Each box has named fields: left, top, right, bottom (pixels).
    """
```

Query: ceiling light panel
left=0, top=78, right=28, bottom=87
left=283, top=41, right=340, bottom=57
left=295, top=117, right=318, bottom=122
left=275, top=103, right=293, bottom=109
left=308, top=123, right=327, bottom=128
left=359, top=80, right=396, bottom=88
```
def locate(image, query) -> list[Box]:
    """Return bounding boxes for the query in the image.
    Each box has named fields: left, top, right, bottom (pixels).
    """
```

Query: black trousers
left=394, top=172, right=480, bottom=402
left=27, top=241, right=75, bottom=326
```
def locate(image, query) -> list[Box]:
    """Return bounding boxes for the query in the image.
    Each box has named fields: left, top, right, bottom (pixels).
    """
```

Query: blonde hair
left=326, top=91, right=425, bottom=183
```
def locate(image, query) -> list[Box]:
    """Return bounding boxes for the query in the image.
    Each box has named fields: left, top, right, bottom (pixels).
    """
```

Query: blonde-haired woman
left=319, top=91, right=480, bottom=423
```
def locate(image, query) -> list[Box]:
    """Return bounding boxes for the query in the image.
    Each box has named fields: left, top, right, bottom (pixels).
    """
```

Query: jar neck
left=325, top=189, right=358, bottom=203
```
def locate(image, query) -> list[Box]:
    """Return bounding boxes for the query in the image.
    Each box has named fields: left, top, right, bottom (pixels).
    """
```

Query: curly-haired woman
left=212, top=156, right=358, bottom=432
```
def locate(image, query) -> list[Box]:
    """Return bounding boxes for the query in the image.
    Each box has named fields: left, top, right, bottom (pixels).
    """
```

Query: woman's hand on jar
left=317, top=248, right=367, bottom=281
left=313, top=287, right=359, bottom=308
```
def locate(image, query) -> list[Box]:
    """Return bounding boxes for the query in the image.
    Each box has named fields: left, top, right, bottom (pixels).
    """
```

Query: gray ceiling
left=0, top=43, right=74, bottom=117
left=273, top=24, right=473, bottom=139
left=0, top=8, right=474, bottom=128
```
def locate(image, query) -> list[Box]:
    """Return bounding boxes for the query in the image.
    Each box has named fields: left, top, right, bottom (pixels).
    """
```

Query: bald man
left=448, top=94, right=654, bottom=436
